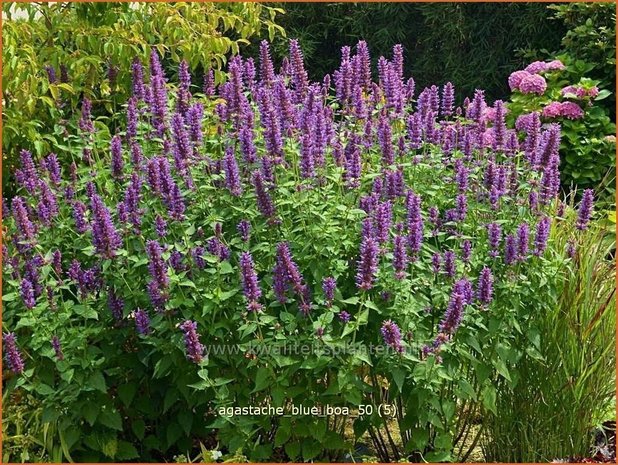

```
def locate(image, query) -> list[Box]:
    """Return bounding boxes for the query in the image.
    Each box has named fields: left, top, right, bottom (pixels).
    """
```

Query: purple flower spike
left=322, top=277, right=336, bottom=306
left=11, top=197, right=36, bottom=241
left=72, top=201, right=89, bottom=234
left=44, top=153, right=62, bottom=185
left=259, top=40, right=276, bottom=85
left=88, top=192, right=122, bottom=259
left=461, top=240, right=472, bottom=263
left=146, top=240, right=169, bottom=289
left=517, top=223, right=530, bottom=260
left=108, top=291, right=124, bottom=321
left=504, top=234, right=518, bottom=265
left=534, top=216, right=551, bottom=256
left=487, top=222, right=502, bottom=258
left=576, top=189, right=594, bottom=231
left=237, top=220, right=251, bottom=242
left=51, top=335, right=64, bottom=361
left=442, top=82, right=455, bottom=117
left=252, top=171, right=276, bottom=220
left=134, top=309, right=151, bottom=335
left=111, top=135, right=124, bottom=179
left=431, top=253, right=442, bottom=274
left=179, top=320, right=205, bottom=364
left=155, top=215, right=167, bottom=238
left=356, top=232, right=380, bottom=290
left=3, top=332, right=25, bottom=374
left=381, top=320, right=404, bottom=353
left=477, top=267, right=494, bottom=305
left=289, top=39, right=309, bottom=101
left=438, top=290, right=465, bottom=336
left=339, top=310, right=351, bottom=323
left=131, top=57, right=145, bottom=100
left=223, top=147, right=243, bottom=196
left=79, top=98, right=95, bottom=133
left=21, top=278, right=36, bottom=309
left=443, top=251, right=456, bottom=278
left=203, top=68, right=216, bottom=96
left=239, top=252, right=262, bottom=312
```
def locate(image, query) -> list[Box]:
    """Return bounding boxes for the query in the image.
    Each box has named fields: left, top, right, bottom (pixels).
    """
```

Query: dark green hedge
left=258, top=3, right=566, bottom=102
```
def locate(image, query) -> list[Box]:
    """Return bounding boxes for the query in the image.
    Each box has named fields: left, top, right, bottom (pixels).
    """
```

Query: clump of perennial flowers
left=1, top=40, right=599, bottom=461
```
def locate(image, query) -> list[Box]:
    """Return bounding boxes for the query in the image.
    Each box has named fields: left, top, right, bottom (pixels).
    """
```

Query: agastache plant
left=1, top=39, right=601, bottom=462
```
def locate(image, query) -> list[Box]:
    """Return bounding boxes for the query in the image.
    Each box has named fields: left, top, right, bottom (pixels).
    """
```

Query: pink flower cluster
left=542, top=101, right=584, bottom=120
left=508, top=71, right=547, bottom=95
left=524, top=60, right=565, bottom=74
left=561, top=85, right=600, bottom=100
left=508, top=59, right=565, bottom=95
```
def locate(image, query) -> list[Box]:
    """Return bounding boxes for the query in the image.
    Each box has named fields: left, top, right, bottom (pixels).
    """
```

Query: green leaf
left=405, top=427, right=429, bottom=452
left=252, top=367, right=272, bottom=392
left=481, top=384, right=497, bottom=415
left=82, top=402, right=99, bottom=426
left=177, top=410, right=193, bottom=436
left=117, top=383, right=137, bottom=407
left=219, top=289, right=238, bottom=301
left=219, top=261, right=234, bottom=274
left=356, top=308, right=369, bottom=325
left=116, top=441, right=139, bottom=460
left=35, top=383, right=55, bottom=396
left=98, top=408, right=123, bottom=431
left=2, top=292, right=18, bottom=302
left=391, top=368, right=405, bottom=393
left=74, top=305, right=98, bottom=320
left=302, top=439, right=322, bottom=460
left=131, top=419, right=146, bottom=440
left=274, top=423, right=291, bottom=446
left=100, top=435, right=118, bottom=459
left=166, top=422, right=183, bottom=447
left=493, top=357, right=511, bottom=382
left=284, top=441, right=300, bottom=460
left=89, top=372, right=107, bottom=393
left=163, top=389, right=178, bottom=413
left=455, top=379, right=477, bottom=401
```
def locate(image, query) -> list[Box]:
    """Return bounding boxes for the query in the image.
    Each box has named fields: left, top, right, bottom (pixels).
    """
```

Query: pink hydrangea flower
left=518, top=74, right=547, bottom=95
left=508, top=70, right=531, bottom=91
left=524, top=61, right=547, bottom=74
left=546, top=59, right=566, bottom=71
left=542, top=101, right=563, bottom=118
left=562, top=85, right=599, bottom=99
left=482, top=107, right=496, bottom=121
left=561, top=85, right=587, bottom=99
left=542, top=101, right=584, bottom=120
left=559, top=101, right=585, bottom=119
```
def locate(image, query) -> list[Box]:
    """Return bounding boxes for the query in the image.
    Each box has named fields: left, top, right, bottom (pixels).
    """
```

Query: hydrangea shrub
left=2, top=40, right=599, bottom=461
left=507, top=56, right=616, bottom=195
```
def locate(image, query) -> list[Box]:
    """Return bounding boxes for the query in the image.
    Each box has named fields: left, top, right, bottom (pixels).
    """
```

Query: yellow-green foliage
left=1, top=2, right=285, bottom=192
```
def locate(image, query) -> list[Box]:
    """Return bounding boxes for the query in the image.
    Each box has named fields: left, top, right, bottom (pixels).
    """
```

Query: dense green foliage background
left=260, top=3, right=567, bottom=102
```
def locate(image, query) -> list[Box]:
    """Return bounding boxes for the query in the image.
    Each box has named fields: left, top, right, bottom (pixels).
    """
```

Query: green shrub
left=506, top=57, right=616, bottom=200
left=548, top=2, right=616, bottom=120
